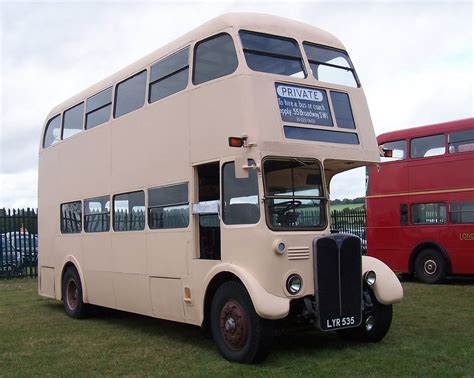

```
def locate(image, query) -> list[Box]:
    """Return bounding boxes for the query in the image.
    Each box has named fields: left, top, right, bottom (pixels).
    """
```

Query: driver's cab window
left=263, top=158, right=325, bottom=230
left=222, top=160, right=260, bottom=225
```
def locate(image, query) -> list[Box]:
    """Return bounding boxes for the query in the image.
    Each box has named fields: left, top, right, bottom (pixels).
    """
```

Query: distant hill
left=330, top=197, right=365, bottom=211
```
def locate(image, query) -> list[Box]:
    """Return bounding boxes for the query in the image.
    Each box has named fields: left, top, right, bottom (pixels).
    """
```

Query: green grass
left=0, top=278, right=473, bottom=376
left=330, top=203, right=364, bottom=211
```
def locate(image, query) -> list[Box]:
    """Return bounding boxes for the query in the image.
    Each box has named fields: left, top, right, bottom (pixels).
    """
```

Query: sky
left=0, top=0, right=472, bottom=208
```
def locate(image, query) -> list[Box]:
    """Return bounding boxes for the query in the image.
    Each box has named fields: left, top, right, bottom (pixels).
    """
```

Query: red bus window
left=380, top=140, right=407, bottom=162
left=450, top=202, right=474, bottom=224
left=448, top=129, right=474, bottom=154
left=410, top=134, right=445, bottom=159
left=411, top=203, right=446, bottom=225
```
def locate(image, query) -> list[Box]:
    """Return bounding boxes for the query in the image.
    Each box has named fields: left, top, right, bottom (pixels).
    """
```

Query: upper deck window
left=86, top=87, right=112, bottom=129
left=303, top=43, right=358, bottom=88
left=149, top=47, right=189, bottom=103
left=448, top=129, right=474, bottom=154
left=62, top=102, right=84, bottom=140
left=193, top=33, right=238, bottom=85
left=114, top=70, right=147, bottom=118
left=239, top=31, right=305, bottom=78
left=43, top=115, right=61, bottom=148
left=380, top=140, right=407, bottom=162
left=410, top=134, right=445, bottom=159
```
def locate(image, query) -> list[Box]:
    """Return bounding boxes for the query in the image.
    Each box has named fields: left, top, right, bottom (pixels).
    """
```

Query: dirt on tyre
left=415, top=248, right=447, bottom=284
left=210, top=280, right=274, bottom=363
left=62, top=267, right=88, bottom=318
left=337, top=291, right=392, bottom=342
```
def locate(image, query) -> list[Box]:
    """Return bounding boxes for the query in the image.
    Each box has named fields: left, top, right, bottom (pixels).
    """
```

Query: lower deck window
left=148, top=183, right=189, bottom=229
left=61, top=201, right=82, bottom=233
left=411, top=203, right=446, bottom=225
left=84, top=196, right=110, bottom=232
left=450, top=202, right=474, bottom=224
left=113, top=191, right=145, bottom=231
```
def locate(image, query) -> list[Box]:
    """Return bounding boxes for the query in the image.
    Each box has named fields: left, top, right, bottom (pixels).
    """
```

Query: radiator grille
left=313, top=234, right=362, bottom=331
left=287, top=246, right=310, bottom=260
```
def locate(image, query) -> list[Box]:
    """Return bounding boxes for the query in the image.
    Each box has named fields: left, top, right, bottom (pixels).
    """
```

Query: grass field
left=0, top=278, right=473, bottom=376
left=330, top=203, right=364, bottom=211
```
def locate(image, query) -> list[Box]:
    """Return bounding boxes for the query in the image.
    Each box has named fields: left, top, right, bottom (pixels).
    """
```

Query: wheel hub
left=219, top=300, right=248, bottom=351
left=424, top=259, right=438, bottom=275
left=66, top=279, right=78, bottom=310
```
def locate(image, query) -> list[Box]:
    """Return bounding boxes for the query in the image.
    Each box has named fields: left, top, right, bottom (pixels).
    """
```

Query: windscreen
left=263, top=158, right=326, bottom=230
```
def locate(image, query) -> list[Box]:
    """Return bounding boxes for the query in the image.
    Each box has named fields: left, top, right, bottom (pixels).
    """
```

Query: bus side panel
left=442, top=225, right=474, bottom=274
left=39, top=266, right=55, bottom=298
left=149, top=277, right=185, bottom=322
left=83, top=233, right=115, bottom=308
left=147, top=231, right=190, bottom=278
left=111, top=233, right=152, bottom=316
left=408, top=154, right=474, bottom=193
left=366, top=195, right=409, bottom=272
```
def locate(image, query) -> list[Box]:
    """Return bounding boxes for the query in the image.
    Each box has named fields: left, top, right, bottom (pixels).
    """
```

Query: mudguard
left=59, top=255, right=88, bottom=302
left=202, top=263, right=290, bottom=322
left=362, top=256, right=403, bottom=305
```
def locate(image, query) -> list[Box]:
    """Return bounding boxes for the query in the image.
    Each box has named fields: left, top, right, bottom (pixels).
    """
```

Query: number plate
left=322, top=316, right=358, bottom=331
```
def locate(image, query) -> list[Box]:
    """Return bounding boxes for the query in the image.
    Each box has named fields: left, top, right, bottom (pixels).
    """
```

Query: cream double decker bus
left=38, top=13, right=403, bottom=363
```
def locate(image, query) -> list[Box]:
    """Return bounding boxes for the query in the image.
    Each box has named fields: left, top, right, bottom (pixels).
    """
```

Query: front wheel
left=337, top=292, right=392, bottom=342
left=210, top=281, right=274, bottom=363
left=62, top=267, right=88, bottom=319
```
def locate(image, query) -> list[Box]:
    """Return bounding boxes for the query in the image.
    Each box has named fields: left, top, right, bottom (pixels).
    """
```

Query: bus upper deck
left=41, top=12, right=379, bottom=177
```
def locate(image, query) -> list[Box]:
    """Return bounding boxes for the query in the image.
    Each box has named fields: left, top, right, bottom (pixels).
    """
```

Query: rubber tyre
left=337, top=292, right=392, bottom=342
left=210, top=281, right=274, bottom=363
left=62, top=267, right=88, bottom=319
left=415, top=248, right=446, bottom=284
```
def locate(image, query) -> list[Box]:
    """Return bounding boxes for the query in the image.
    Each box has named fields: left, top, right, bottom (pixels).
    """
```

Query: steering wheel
left=268, top=200, right=302, bottom=214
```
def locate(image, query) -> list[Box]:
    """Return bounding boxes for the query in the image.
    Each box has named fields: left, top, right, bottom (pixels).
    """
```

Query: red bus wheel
left=415, top=248, right=446, bottom=284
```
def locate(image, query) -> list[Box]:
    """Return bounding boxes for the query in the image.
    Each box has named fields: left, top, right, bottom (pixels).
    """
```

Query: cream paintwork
left=362, top=256, right=404, bottom=304
left=60, top=254, right=88, bottom=302
left=201, top=263, right=290, bottom=320
left=38, top=13, right=398, bottom=328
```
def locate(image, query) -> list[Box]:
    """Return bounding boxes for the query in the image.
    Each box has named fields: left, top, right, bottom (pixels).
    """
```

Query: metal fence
left=331, top=209, right=367, bottom=252
left=0, top=207, right=366, bottom=278
left=0, top=208, right=38, bottom=277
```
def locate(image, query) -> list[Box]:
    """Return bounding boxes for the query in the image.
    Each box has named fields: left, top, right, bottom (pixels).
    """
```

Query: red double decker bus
left=366, top=118, right=474, bottom=283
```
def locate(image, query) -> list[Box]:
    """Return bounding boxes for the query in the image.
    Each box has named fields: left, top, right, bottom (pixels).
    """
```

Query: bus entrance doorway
left=196, top=162, right=221, bottom=260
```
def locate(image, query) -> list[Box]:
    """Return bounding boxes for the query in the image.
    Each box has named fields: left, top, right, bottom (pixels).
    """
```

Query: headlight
left=286, top=274, right=302, bottom=294
left=364, top=270, right=376, bottom=286
left=272, top=239, right=287, bottom=255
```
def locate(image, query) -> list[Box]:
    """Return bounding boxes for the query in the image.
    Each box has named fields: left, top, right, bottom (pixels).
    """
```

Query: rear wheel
left=210, top=281, right=274, bottom=363
left=415, top=248, right=446, bottom=284
left=337, top=291, right=392, bottom=342
left=62, top=267, right=88, bottom=318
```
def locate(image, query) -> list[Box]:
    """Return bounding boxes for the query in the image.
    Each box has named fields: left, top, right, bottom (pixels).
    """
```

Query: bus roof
left=377, top=117, right=474, bottom=144
left=45, top=12, right=346, bottom=120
